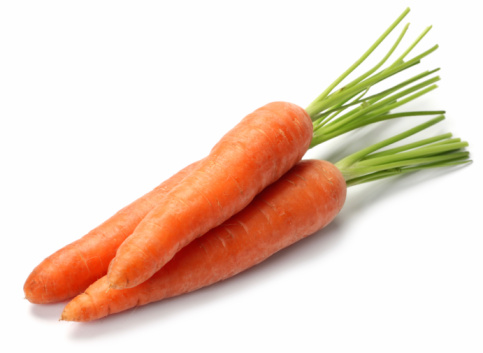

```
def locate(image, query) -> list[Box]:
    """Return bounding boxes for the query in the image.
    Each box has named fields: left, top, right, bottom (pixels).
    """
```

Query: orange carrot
left=61, top=119, right=470, bottom=322
left=61, top=159, right=346, bottom=321
left=24, top=161, right=200, bottom=304
left=107, top=102, right=314, bottom=289
left=26, top=7, right=443, bottom=302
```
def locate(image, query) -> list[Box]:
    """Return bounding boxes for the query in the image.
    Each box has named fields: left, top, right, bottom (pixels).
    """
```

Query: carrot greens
left=306, top=7, right=442, bottom=148
left=335, top=117, right=471, bottom=186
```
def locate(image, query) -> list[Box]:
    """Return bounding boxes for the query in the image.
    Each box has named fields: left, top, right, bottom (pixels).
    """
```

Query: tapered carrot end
left=23, top=271, right=47, bottom=304
left=23, top=284, right=36, bottom=304
left=107, top=267, right=150, bottom=290
left=107, top=246, right=159, bottom=290
left=24, top=267, right=67, bottom=304
left=107, top=277, right=127, bottom=290
left=61, top=294, right=90, bottom=322
left=106, top=260, right=131, bottom=290
left=61, top=278, right=111, bottom=322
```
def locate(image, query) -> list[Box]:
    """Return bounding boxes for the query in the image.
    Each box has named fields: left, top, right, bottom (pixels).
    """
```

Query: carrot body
left=107, top=101, right=314, bottom=289
left=62, top=159, right=346, bottom=322
left=23, top=161, right=200, bottom=304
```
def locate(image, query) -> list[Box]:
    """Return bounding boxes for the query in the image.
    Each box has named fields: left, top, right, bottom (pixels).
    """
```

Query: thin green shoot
left=335, top=115, right=445, bottom=170
left=344, top=157, right=470, bottom=187
left=310, top=83, right=440, bottom=147
left=361, top=133, right=453, bottom=159
left=311, top=68, right=441, bottom=130
left=317, top=76, right=440, bottom=135
left=356, top=141, right=469, bottom=168
left=333, top=118, right=471, bottom=185
left=306, top=8, right=410, bottom=109
left=301, top=7, right=445, bottom=149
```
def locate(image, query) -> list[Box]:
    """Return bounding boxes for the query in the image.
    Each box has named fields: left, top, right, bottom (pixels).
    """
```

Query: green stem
left=333, top=118, right=471, bottom=185
left=319, top=77, right=440, bottom=135
left=344, top=110, right=446, bottom=131
left=345, top=158, right=470, bottom=187
left=312, top=68, right=440, bottom=130
left=356, top=142, right=469, bottom=168
left=302, top=8, right=443, bottom=148
left=390, top=25, right=433, bottom=64
left=312, top=111, right=445, bottom=145
left=306, top=44, right=438, bottom=120
left=309, top=84, right=440, bottom=148
left=343, top=151, right=469, bottom=181
left=361, top=133, right=453, bottom=159
left=335, top=116, right=445, bottom=170
left=306, top=7, right=411, bottom=112
left=301, top=8, right=469, bottom=186
left=332, top=22, right=410, bottom=95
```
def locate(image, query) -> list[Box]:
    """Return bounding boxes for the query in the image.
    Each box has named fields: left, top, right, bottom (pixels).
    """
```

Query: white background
left=1, top=0, right=481, bottom=352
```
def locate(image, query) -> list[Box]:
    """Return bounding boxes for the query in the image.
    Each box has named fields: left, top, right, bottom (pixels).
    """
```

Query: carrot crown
left=333, top=116, right=471, bottom=186
left=306, top=8, right=442, bottom=148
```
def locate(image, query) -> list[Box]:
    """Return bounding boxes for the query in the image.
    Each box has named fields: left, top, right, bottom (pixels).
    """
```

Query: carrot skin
left=62, top=160, right=346, bottom=322
left=108, top=101, right=314, bottom=289
left=23, top=161, right=199, bottom=304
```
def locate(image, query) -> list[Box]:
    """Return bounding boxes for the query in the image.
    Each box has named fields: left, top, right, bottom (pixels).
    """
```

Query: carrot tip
left=60, top=311, right=75, bottom=322
left=108, top=279, right=126, bottom=290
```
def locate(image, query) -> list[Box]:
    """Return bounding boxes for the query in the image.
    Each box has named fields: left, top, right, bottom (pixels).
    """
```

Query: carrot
left=62, top=119, right=470, bottom=322
left=24, top=160, right=200, bottom=304
left=107, top=8, right=446, bottom=289
left=26, top=7, right=443, bottom=301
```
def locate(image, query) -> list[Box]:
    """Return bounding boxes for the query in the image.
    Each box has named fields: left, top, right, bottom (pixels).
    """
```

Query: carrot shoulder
left=107, top=101, right=314, bottom=289
left=62, top=160, right=346, bottom=322
left=23, top=161, right=199, bottom=304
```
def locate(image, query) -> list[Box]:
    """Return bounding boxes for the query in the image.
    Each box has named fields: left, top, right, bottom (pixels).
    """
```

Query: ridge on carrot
left=107, top=7, right=446, bottom=289
left=61, top=118, right=471, bottom=322
left=24, top=7, right=443, bottom=302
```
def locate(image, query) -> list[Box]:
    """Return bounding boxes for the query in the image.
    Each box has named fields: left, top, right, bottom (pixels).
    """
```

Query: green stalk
left=319, top=77, right=440, bottom=135
left=361, top=133, right=453, bottom=159
left=345, top=158, right=470, bottom=187
left=390, top=25, right=433, bottom=65
left=298, top=9, right=467, bottom=186
left=333, top=118, right=471, bottom=185
left=335, top=116, right=445, bottom=170
left=346, top=151, right=469, bottom=178
left=356, top=141, right=470, bottom=167
left=306, top=44, right=439, bottom=120
left=306, top=8, right=410, bottom=112
left=332, top=22, right=410, bottom=95
left=312, top=68, right=441, bottom=130
left=342, top=110, right=446, bottom=131
left=312, top=111, right=445, bottom=144
left=304, top=7, right=442, bottom=148
left=310, top=84, right=440, bottom=147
